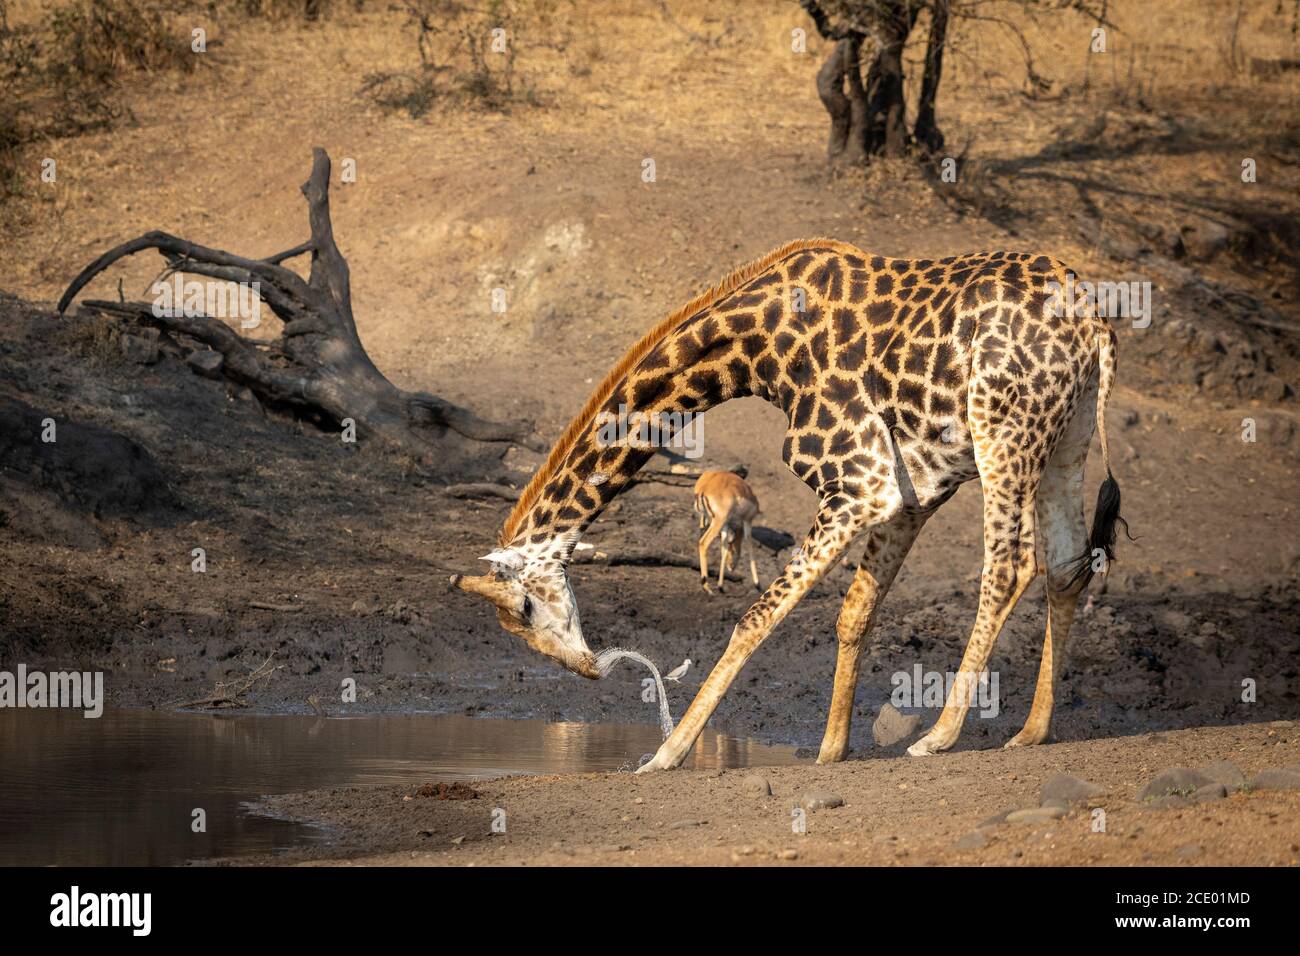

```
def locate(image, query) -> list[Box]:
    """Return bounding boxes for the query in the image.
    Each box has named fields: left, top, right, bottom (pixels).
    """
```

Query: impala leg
left=743, top=522, right=760, bottom=589
left=698, top=514, right=724, bottom=592
left=638, top=494, right=882, bottom=773
left=717, top=527, right=733, bottom=589
left=817, top=509, right=931, bottom=764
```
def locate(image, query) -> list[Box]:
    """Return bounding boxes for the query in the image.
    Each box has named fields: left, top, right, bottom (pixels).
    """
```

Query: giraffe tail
left=1063, top=323, right=1130, bottom=592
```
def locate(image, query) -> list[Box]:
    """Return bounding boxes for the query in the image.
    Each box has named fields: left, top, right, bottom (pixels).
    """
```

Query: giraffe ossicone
left=450, top=238, right=1126, bottom=771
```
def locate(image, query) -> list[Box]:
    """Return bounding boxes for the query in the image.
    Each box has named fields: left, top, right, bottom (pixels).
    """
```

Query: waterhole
left=0, top=709, right=798, bottom=865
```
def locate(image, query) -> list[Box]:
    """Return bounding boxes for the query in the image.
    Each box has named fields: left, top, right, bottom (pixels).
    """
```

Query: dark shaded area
left=0, top=394, right=174, bottom=519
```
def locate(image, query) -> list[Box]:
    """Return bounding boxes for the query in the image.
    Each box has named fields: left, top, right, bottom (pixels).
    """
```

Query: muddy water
left=0, top=709, right=799, bottom=866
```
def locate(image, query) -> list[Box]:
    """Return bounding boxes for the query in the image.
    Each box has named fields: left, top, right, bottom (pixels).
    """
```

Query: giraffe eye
left=520, top=596, right=534, bottom=622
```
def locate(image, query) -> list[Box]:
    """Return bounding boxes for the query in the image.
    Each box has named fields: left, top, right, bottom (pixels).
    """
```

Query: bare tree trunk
left=864, top=2, right=917, bottom=158
left=913, top=0, right=948, bottom=154
left=58, top=149, right=538, bottom=479
left=816, top=35, right=869, bottom=166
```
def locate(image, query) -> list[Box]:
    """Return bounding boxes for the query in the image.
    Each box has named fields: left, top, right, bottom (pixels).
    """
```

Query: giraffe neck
left=507, top=302, right=768, bottom=557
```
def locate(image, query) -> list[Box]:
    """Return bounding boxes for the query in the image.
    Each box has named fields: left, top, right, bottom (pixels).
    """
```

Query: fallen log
left=58, top=149, right=538, bottom=479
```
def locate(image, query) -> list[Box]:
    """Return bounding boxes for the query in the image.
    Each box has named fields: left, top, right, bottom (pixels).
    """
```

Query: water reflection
left=0, top=709, right=798, bottom=866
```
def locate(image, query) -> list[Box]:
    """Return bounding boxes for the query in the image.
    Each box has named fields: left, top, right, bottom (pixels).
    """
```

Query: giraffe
left=450, top=238, right=1126, bottom=772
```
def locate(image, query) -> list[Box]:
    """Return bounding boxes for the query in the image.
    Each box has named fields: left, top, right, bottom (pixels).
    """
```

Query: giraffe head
left=449, top=546, right=599, bottom=679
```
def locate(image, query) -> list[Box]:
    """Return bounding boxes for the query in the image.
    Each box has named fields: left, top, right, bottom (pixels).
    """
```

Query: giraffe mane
left=500, top=236, right=854, bottom=545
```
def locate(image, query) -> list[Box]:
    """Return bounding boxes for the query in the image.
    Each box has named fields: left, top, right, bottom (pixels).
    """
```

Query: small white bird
left=664, top=658, right=692, bottom=683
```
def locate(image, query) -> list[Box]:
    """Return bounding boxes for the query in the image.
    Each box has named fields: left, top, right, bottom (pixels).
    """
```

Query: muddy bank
left=243, top=722, right=1300, bottom=866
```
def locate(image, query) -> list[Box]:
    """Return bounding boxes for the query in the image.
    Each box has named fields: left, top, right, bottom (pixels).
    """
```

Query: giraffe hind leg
left=1006, top=379, right=1095, bottom=748
left=907, top=346, right=1061, bottom=757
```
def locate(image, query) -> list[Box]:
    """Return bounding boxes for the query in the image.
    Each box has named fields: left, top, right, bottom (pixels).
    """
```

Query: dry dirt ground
left=254, top=723, right=1300, bottom=867
left=1, top=1, right=1298, bottom=866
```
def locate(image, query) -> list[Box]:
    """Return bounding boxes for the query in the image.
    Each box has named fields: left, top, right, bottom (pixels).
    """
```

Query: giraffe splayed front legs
left=449, top=238, right=1126, bottom=771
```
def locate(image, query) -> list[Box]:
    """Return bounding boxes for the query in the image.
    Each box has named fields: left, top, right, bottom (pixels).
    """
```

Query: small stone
left=1250, top=769, right=1300, bottom=791
left=669, top=819, right=707, bottom=829
left=1040, top=774, right=1107, bottom=807
left=977, top=809, right=1015, bottom=829
left=598, top=844, right=631, bottom=853
left=953, top=830, right=989, bottom=851
left=1138, top=767, right=1214, bottom=801
left=741, top=774, right=771, bottom=797
left=1201, top=760, right=1246, bottom=790
left=873, top=702, right=922, bottom=747
left=1180, top=217, right=1230, bottom=261
left=1175, top=843, right=1204, bottom=859
left=732, top=844, right=757, bottom=857
left=1005, top=806, right=1068, bottom=825
left=186, top=349, right=224, bottom=378
left=777, top=848, right=799, bottom=861
left=1190, top=783, right=1227, bottom=803
left=119, top=330, right=159, bottom=365
left=798, top=790, right=844, bottom=811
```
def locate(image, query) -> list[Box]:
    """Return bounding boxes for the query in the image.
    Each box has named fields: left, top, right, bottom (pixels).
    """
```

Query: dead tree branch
left=58, top=148, right=540, bottom=476
left=174, top=655, right=282, bottom=710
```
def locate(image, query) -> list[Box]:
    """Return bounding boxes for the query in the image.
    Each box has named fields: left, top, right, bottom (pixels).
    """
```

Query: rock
left=777, top=848, right=799, bottom=861
left=1191, top=783, right=1228, bottom=803
left=977, top=808, right=1015, bottom=829
left=1180, top=217, right=1231, bottom=261
left=1200, top=760, right=1245, bottom=790
left=119, top=329, right=159, bottom=365
left=1005, top=806, right=1068, bottom=825
left=1138, top=767, right=1214, bottom=801
left=872, top=702, right=922, bottom=747
left=1040, top=774, right=1107, bottom=807
left=598, top=844, right=631, bottom=853
left=953, top=830, right=989, bottom=851
left=1250, top=769, right=1300, bottom=791
left=669, top=819, right=707, bottom=829
left=740, top=774, right=771, bottom=797
left=798, top=790, right=844, bottom=811
left=186, top=349, right=224, bottom=378
left=1175, top=843, right=1204, bottom=859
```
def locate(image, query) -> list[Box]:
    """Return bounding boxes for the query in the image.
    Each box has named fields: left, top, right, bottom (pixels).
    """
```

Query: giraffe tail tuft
left=1062, top=324, right=1131, bottom=593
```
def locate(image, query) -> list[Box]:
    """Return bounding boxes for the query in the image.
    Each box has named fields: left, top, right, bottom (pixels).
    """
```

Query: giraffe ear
left=480, top=548, right=525, bottom=571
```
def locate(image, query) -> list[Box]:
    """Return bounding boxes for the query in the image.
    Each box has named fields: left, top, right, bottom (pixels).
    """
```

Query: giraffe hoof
left=1003, top=730, right=1047, bottom=749
left=906, top=736, right=943, bottom=757
left=635, top=751, right=676, bottom=774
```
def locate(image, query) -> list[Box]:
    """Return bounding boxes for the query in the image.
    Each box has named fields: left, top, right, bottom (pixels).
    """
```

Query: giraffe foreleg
left=637, top=495, right=878, bottom=773
left=817, top=509, right=931, bottom=764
